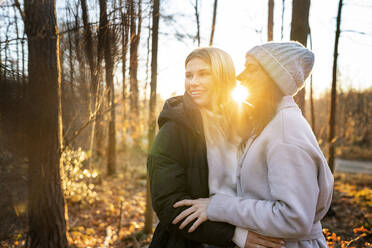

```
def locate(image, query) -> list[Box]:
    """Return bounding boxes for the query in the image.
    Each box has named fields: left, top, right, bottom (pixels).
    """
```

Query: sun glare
left=231, top=82, right=250, bottom=105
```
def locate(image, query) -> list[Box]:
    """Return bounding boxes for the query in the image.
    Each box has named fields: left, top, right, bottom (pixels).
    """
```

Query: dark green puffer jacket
left=147, top=94, right=235, bottom=248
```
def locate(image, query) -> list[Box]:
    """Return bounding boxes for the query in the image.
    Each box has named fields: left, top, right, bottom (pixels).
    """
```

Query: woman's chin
left=191, top=96, right=208, bottom=108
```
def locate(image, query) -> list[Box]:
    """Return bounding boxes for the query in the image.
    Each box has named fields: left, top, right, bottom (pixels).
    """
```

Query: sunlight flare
left=231, top=82, right=250, bottom=105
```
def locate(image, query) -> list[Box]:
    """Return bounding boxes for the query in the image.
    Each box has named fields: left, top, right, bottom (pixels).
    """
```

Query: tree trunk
left=120, top=0, right=129, bottom=150
left=209, top=0, right=218, bottom=46
left=81, top=0, right=105, bottom=163
left=67, top=19, right=74, bottom=94
left=22, top=33, right=26, bottom=87
left=309, top=29, right=316, bottom=134
left=14, top=8, right=20, bottom=82
left=194, top=0, right=201, bottom=46
left=121, top=0, right=129, bottom=110
left=281, top=0, right=285, bottom=40
left=328, top=0, right=343, bottom=173
left=145, top=0, right=160, bottom=235
left=129, top=0, right=142, bottom=146
left=81, top=0, right=98, bottom=166
left=290, top=0, right=310, bottom=115
left=74, top=11, right=89, bottom=105
left=23, top=0, right=68, bottom=246
left=99, top=0, right=116, bottom=175
left=0, top=33, right=2, bottom=81
left=268, top=0, right=274, bottom=41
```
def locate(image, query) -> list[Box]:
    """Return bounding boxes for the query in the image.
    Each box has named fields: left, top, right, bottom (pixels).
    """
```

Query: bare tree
left=328, top=0, right=344, bottom=173
left=121, top=0, right=129, bottom=111
left=129, top=0, right=142, bottom=145
left=209, top=0, right=218, bottom=46
left=13, top=6, right=20, bottom=82
left=99, top=0, right=116, bottom=175
left=145, top=0, right=160, bottom=235
left=281, top=0, right=285, bottom=40
left=290, top=0, right=310, bottom=114
left=22, top=0, right=69, bottom=246
left=268, top=0, right=274, bottom=41
left=194, top=0, right=201, bottom=46
left=81, top=0, right=106, bottom=162
left=0, top=32, right=2, bottom=81
left=309, top=29, right=316, bottom=134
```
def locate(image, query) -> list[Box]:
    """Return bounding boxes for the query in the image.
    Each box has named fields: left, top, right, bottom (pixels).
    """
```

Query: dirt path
left=335, top=158, right=372, bottom=174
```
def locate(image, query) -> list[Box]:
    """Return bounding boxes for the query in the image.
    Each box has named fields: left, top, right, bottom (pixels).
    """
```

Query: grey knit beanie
left=246, top=41, right=315, bottom=96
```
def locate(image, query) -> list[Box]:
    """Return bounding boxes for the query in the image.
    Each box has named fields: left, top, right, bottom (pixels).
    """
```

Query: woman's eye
left=185, top=73, right=192, bottom=79
left=199, top=71, right=210, bottom=77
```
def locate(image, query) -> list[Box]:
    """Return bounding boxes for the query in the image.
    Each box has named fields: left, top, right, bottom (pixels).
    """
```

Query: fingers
left=188, top=216, right=205, bottom=232
left=172, top=206, right=195, bottom=225
left=173, top=199, right=194, bottom=208
left=179, top=211, right=199, bottom=230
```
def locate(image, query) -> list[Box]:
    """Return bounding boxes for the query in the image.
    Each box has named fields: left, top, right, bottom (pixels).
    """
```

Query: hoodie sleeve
left=207, top=142, right=323, bottom=239
left=147, top=121, right=236, bottom=247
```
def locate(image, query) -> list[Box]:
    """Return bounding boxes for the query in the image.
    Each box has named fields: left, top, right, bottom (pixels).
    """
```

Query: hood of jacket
left=158, top=93, right=204, bottom=138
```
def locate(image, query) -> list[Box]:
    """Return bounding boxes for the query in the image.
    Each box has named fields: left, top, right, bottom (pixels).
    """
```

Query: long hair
left=239, top=67, right=284, bottom=147
left=185, top=47, right=237, bottom=142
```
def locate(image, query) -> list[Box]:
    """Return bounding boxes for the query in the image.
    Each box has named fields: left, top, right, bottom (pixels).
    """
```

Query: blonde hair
left=185, top=47, right=237, bottom=142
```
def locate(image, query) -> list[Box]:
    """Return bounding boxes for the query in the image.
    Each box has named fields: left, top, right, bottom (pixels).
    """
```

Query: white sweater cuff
left=232, top=227, right=248, bottom=248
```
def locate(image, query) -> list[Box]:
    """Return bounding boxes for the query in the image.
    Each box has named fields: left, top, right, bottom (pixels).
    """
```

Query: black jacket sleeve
left=147, top=122, right=236, bottom=247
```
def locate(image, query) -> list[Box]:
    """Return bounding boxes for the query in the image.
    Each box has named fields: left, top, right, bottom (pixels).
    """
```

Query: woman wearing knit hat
left=173, top=41, right=334, bottom=248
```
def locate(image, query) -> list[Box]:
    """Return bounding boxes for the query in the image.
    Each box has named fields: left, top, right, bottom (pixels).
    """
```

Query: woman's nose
left=236, top=71, right=245, bottom=82
left=190, top=76, right=200, bottom=85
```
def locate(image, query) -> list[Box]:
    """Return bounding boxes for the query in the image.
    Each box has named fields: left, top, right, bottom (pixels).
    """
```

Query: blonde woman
left=173, top=42, right=334, bottom=248
left=147, top=47, right=284, bottom=248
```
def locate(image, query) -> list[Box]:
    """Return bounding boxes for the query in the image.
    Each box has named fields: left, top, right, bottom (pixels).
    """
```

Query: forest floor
left=1, top=150, right=372, bottom=248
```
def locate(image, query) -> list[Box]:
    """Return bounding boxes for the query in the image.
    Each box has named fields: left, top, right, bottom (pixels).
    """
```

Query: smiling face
left=185, top=58, right=214, bottom=109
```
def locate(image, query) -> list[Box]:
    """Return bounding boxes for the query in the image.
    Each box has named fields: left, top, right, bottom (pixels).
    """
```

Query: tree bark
left=194, top=0, right=201, bottom=46
left=99, top=0, right=116, bottom=175
left=23, top=0, right=68, bottom=246
left=14, top=7, right=20, bottom=82
left=281, top=0, right=285, bottom=40
left=0, top=32, right=2, bottom=81
left=81, top=0, right=105, bottom=163
left=129, top=0, right=141, bottom=146
left=67, top=18, right=74, bottom=94
left=309, top=29, right=316, bottom=134
left=268, top=0, right=274, bottom=41
left=290, top=0, right=310, bottom=115
left=145, top=0, right=160, bottom=235
left=209, top=0, right=218, bottom=46
left=328, top=0, right=343, bottom=173
left=121, top=0, right=129, bottom=108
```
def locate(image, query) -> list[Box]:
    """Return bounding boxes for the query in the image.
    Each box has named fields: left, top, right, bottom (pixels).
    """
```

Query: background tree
left=194, top=0, right=201, bottom=46
left=129, top=0, right=142, bottom=146
left=281, top=0, right=285, bottom=40
left=268, top=0, right=274, bottom=41
left=290, top=0, right=310, bottom=114
left=328, top=0, right=344, bottom=173
left=209, top=0, right=218, bottom=46
left=145, top=0, right=160, bottom=234
left=22, top=0, right=69, bottom=246
left=99, top=0, right=116, bottom=175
